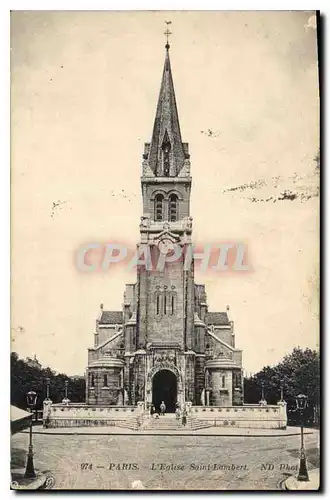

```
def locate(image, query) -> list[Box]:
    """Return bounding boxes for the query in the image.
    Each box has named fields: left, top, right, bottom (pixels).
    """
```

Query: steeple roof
left=148, top=46, right=186, bottom=176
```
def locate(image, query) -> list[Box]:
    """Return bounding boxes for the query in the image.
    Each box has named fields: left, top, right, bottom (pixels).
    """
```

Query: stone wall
left=45, top=403, right=287, bottom=429
left=209, top=370, right=232, bottom=406
left=191, top=404, right=287, bottom=429
left=137, top=247, right=194, bottom=347
left=46, top=404, right=142, bottom=428
left=142, top=181, right=191, bottom=221
left=87, top=367, right=122, bottom=405
left=212, top=328, right=233, bottom=347
left=194, top=355, right=205, bottom=405
left=184, top=353, right=196, bottom=403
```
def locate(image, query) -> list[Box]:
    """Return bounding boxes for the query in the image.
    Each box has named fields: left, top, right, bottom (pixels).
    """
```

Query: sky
left=11, top=10, right=319, bottom=376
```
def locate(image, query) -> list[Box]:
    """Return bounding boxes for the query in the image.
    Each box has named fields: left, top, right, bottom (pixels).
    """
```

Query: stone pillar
left=43, top=399, right=52, bottom=428
left=137, top=401, right=145, bottom=414
left=277, top=400, right=287, bottom=429
left=124, top=388, right=129, bottom=405
left=201, top=388, right=205, bottom=406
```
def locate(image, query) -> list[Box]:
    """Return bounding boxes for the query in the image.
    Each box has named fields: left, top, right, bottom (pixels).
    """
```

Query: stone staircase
left=142, top=414, right=212, bottom=431
left=112, top=416, right=142, bottom=431
left=189, top=417, right=213, bottom=431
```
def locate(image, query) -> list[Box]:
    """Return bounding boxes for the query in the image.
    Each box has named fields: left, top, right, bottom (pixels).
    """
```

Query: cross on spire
left=164, top=21, right=172, bottom=49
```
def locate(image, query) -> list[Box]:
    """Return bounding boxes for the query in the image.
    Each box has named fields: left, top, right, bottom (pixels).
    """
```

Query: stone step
left=109, top=414, right=214, bottom=432
left=147, top=422, right=184, bottom=428
left=143, top=416, right=213, bottom=431
left=190, top=420, right=213, bottom=430
left=114, top=417, right=141, bottom=431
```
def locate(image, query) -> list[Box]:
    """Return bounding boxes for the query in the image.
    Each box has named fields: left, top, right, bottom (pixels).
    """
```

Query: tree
left=244, top=347, right=320, bottom=410
left=11, top=352, right=86, bottom=410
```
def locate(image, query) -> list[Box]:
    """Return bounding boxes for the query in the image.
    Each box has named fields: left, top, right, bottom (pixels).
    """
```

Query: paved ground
left=28, top=425, right=317, bottom=437
left=11, top=430, right=320, bottom=490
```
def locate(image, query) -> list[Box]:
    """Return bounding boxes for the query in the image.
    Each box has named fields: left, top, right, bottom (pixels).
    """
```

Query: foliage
left=11, top=352, right=86, bottom=410
left=244, top=347, right=320, bottom=410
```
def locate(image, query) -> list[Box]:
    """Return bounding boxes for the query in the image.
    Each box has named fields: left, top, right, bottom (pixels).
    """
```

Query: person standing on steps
left=181, top=406, right=187, bottom=426
left=160, top=401, right=166, bottom=416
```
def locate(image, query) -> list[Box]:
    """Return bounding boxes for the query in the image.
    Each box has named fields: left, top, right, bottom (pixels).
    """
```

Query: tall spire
left=147, top=39, right=186, bottom=177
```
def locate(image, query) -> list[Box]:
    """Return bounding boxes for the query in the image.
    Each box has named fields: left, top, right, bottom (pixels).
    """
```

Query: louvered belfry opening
left=162, top=131, right=171, bottom=177
left=154, top=193, right=164, bottom=221
left=168, top=193, right=178, bottom=221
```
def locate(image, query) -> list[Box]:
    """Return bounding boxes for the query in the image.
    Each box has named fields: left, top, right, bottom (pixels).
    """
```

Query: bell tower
left=137, top=40, right=195, bottom=350
left=140, top=42, right=193, bottom=245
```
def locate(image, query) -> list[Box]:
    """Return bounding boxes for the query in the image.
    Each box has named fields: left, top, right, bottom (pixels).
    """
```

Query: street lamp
left=62, top=380, right=70, bottom=405
left=45, top=377, right=51, bottom=401
left=296, top=394, right=309, bottom=482
left=259, top=381, right=267, bottom=405
left=280, top=379, right=284, bottom=402
left=24, top=390, right=37, bottom=479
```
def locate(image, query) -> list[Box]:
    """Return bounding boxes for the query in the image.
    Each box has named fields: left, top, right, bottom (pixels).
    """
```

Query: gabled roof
left=207, top=311, right=230, bottom=326
left=207, top=329, right=235, bottom=351
left=99, top=310, right=123, bottom=325
left=207, top=328, right=242, bottom=354
left=95, top=329, right=124, bottom=351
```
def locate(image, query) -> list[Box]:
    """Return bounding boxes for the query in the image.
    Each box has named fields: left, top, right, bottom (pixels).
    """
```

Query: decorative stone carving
left=154, top=354, right=175, bottom=365
left=140, top=215, right=150, bottom=228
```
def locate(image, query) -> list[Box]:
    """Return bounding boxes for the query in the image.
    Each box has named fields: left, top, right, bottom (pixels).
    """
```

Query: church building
left=86, top=41, right=244, bottom=412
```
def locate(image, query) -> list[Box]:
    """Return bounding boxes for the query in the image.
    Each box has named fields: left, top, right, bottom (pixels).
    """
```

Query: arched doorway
left=152, top=369, right=177, bottom=413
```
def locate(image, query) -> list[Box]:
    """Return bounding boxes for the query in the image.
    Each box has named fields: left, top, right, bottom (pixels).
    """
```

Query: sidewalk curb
left=11, top=470, right=47, bottom=490
left=282, top=469, right=320, bottom=491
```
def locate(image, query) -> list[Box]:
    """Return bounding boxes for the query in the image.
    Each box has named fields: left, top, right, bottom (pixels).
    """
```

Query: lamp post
left=24, top=390, right=38, bottom=479
left=62, top=380, right=70, bottom=405
left=280, top=379, right=284, bottom=402
left=296, top=394, right=309, bottom=482
left=259, top=380, right=267, bottom=405
left=45, top=377, right=50, bottom=400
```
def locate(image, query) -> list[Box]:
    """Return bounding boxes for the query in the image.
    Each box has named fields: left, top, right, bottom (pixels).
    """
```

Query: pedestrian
left=150, top=404, right=155, bottom=416
left=160, top=401, right=166, bottom=416
left=175, top=406, right=181, bottom=421
left=181, top=406, right=187, bottom=426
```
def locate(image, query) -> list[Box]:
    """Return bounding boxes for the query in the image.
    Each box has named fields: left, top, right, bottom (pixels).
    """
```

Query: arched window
left=103, top=374, right=108, bottom=387
left=222, top=375, right=226, bottom=388
left=154, top=194, right=164, bottom=222
left=156, top=293, right=161, bottom=316
left=91, top=373, right=95, bottom=387
left=171, top=295, right=175, bottom=315
left=168, top=194, right=178, bottom=221
left=163, top=293, right=167, bottom=315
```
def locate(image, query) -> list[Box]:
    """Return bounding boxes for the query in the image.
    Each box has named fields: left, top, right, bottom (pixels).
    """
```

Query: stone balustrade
left=190, top=403, right=287, bottom=429
left=45, top=403, right=141, bottom=428
left=44, top=402, right=287, bottom=430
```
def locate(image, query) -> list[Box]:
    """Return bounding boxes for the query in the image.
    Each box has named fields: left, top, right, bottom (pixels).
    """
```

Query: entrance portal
left=152, top=369, right=177, bottom=413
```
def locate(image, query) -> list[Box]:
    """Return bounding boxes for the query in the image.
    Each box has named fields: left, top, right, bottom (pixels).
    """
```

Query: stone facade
left=86, top=44, right=244, bottom=411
